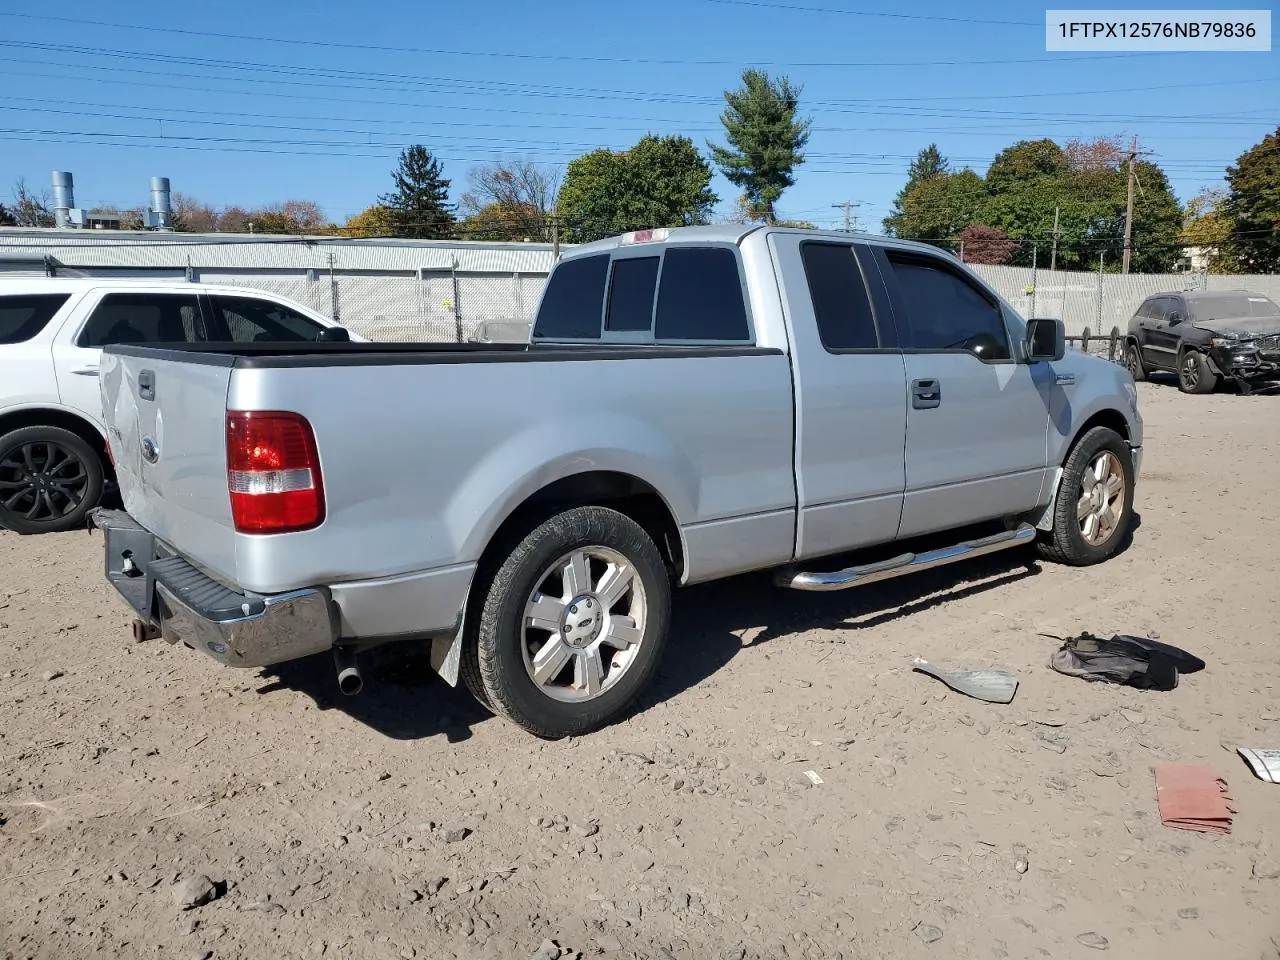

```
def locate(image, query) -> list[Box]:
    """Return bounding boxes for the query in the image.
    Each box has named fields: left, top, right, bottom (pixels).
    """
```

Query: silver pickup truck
left=91, top=226, right=1143, bottom=738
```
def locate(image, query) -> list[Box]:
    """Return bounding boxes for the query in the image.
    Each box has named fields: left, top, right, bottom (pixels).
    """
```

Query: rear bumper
left=89, top=508, right=337, bottom=668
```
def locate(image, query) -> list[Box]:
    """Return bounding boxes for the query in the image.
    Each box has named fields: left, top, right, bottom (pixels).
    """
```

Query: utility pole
left=1050, top=205, right=1060, bottom=272
left=551, top=207, right=560, bottom=259
left=1122, top=135, right=1137, bottom=274
left=831, top=200, right=863, bottom=232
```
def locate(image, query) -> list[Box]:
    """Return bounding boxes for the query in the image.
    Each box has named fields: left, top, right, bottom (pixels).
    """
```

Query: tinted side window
left=605, top=257, right=659, bottom=333
left=533, top=254, right=609, bottom=340
left=0, top=294, right=71, bottom=344
left=78, top=293, right=205, bottom=347
left=212, top=295, right=324, bottom=342
left=800, top=243, right=879, bottom=350
left=888, top=256, right=1010, bottom=360
left=654, top=247, right=750, bottom=341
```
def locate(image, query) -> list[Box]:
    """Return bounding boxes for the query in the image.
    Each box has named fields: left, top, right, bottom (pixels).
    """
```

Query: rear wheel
left=460, top=506, right=671, bottom=738
left=1124, top=342, right=1147, bottom=382
left=1178, top=349, right=1217, bottom=394
left=1036, top=426, right=1134, bottom=566
left=0, top=426, right=104, bottom=535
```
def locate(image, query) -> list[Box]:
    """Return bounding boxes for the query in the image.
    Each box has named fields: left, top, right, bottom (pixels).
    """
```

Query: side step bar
left=775, top=523, right=1037, bottom=593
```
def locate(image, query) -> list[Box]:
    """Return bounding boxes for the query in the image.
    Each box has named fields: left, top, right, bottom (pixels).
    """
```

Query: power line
left=7, top=41, right=1265, bottom=121
left=0, top=11, right=1180, bottom=68
left=705, top=0, right=1039, bottom=27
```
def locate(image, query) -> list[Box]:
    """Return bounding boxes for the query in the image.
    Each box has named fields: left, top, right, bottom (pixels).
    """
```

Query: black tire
left=1035, top=426, right=1134, bottom=567
left=0, top=426, right=104, bottom=535
left=1124, top=342, right=1147, bottom=382
left=460, top=505, right=671, bottom=738
left=1177, top=349, right=1217, bottom=395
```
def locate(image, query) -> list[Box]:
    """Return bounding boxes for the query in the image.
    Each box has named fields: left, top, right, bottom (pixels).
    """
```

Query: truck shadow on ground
left=255, top=514, right=1141, bottom=742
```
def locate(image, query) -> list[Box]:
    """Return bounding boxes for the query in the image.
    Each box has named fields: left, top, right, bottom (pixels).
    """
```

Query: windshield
left=1189, top=294, right=1279, bottom=323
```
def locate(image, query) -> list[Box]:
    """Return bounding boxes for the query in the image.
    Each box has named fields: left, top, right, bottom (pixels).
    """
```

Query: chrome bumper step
left=775, top=523, right=1037, bottom=593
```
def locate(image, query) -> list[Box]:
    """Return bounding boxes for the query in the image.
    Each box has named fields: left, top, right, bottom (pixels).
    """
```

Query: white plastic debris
left=912, top=657, right=1019, bottom=704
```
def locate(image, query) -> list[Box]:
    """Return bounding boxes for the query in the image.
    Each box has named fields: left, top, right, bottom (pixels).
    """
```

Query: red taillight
left=226, top=411, right=325, bottom=534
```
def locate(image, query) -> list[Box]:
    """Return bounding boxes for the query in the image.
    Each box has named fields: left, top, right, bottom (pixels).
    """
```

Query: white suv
left=0, top=277, right=357, bottom=534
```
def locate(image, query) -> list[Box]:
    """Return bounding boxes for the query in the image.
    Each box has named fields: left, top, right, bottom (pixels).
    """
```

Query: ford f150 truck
left=0, top=277, right=357, bottom=534
left=90, top=226, right=1143, bottom=738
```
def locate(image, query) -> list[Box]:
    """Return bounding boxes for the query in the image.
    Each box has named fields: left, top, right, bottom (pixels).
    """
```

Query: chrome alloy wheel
left=1077, top=450, right=1125, bottom=546
left=520, top=546, right=647, bottom=703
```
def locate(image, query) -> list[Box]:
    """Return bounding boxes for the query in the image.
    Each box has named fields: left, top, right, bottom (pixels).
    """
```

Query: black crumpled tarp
left=1047, top=632, right=1205, bottom=691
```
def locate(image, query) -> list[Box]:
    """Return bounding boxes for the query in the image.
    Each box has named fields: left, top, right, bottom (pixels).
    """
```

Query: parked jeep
left=1124, top=290, right=1280, bottom=395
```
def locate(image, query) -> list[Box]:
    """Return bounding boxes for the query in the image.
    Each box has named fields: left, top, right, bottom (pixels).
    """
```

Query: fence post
left=1096, top=251, right=1104, bottom=330
left=1108, top=326, right=1120, bottom=361
left=451, top=259, right=463, bottom=343
left=328, top=251, right=340, bottom=323
left=1081, top=326, right=1091, bottom=354
left=1030, top=243, right=1038, bottom=316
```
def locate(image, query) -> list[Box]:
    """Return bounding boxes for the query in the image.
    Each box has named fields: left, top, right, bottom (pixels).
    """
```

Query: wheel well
left=0, top=408, right=114, bottom=479
left=483, top=471, right=685, bottom=581
left=1073, top=409, right=1130, bottom=447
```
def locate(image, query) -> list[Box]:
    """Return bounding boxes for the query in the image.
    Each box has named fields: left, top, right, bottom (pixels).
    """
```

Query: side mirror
left=1168, top=312, right=1183, bottom=325
left=1025, top=317, right=1065, bottom=362
left=316, top=326, right=351, bottom=342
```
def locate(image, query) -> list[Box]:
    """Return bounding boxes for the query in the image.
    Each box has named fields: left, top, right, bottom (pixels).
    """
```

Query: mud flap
left=428, top=590, right=469, bottom=687
left=1030, top=467, right=1064, bottom=532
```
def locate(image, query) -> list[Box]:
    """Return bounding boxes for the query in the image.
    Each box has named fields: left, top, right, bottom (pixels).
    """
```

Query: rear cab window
left=533, top=245, right=752, bottom=344
left=0, top=294, right=72, bottom=344
left=800, top=242, right=880, bottom=350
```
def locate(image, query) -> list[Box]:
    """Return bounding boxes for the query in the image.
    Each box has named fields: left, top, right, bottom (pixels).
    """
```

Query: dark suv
left=1124, top=290, right=1280, bottom=395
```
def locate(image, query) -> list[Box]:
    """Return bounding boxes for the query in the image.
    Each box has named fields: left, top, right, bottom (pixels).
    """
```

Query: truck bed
left=105, top=340, right=781, bottom=365
left=99, top=339, right=799, bottom=643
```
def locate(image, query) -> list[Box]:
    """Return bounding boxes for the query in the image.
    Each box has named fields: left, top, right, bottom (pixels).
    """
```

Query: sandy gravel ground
left=2, top=379, right=1279, bottom=960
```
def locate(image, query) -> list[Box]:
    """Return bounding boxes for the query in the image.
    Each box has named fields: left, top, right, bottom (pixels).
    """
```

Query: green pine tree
left=883, top=144, right=949, bottom=236
left=708, top=69, right=811, bottom=225
left=379, top=145, right=454, bottom=239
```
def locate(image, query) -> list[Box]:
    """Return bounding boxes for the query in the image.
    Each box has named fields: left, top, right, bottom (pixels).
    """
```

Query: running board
left=775, top=523, right=1037, bottom=592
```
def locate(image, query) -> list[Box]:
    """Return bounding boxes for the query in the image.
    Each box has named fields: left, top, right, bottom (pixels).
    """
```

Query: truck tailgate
left=101, top=348, right=239, bottom=585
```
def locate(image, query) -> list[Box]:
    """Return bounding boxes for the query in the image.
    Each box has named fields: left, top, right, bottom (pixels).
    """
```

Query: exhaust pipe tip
left=337, top=666, right=363, bottom=696
left=333, top=645, right=363, bottom=696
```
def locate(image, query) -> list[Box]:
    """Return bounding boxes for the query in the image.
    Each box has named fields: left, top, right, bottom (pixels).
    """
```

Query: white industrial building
left=0, top=226, right=559, bottom=342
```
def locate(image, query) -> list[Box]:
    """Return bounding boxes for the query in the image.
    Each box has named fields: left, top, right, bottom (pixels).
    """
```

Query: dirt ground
left=2, top=378, right=1279, bottom=960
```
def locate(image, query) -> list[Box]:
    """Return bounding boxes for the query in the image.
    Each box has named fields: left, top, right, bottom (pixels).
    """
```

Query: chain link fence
left=970, top=264, right=1280, bottom=340
left=197, top=270, right=543, bottom=342
left=4, top=233, right=1280, bottom=346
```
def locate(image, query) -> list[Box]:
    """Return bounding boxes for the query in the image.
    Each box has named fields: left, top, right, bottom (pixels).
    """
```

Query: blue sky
left=1, top=0, right=1276, bottom=232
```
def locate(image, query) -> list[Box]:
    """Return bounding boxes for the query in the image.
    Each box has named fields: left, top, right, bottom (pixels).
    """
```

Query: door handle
left=71, top=365, right=99, bottom=376
left=911, top=378, right=941, bottom=410
left=138, top=369, right=155, bottom=402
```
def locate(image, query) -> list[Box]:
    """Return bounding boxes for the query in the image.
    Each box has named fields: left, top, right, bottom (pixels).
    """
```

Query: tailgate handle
left=138, top=369, right=155, bottom=402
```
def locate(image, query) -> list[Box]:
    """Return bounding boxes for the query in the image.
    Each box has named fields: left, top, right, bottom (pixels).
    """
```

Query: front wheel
left=1178, top=349, right=1218, bottom=394
left=1036, top=426, right=1134, bottom=566
left=460, top=506, right=672, bottom=738
left=1124, top=343, right=1147, bottom=382
left=0, top=426, right=104, bottom=535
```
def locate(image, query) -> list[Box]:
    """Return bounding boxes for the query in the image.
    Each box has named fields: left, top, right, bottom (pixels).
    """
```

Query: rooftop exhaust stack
left=51, top=171, right=83, bottom=228
left=144, top=176, right=173, bottom=231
